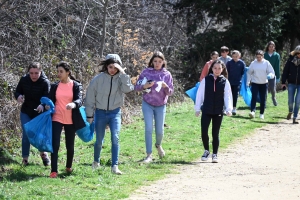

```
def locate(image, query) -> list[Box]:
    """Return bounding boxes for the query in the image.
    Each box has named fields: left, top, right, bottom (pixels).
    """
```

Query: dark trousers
left=231, top=84, right=240, bottom=107
left=51, top=121, right=76, bottom=173
left=251, top=83, right=268, bottom=114
left=201, top=113, right=223, bottom=154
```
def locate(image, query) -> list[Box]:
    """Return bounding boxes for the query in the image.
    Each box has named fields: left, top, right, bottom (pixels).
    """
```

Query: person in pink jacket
left=199, top=51, right=219, bottom=82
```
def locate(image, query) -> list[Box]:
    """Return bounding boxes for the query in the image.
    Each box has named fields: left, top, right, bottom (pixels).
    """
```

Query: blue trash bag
left=240, top=67, right=260, bottom=107
left=24, top=97, right=55, bottom=153
left=185, top=82, right=200, bottom=103
left=76, top=106, right=95, bottom=142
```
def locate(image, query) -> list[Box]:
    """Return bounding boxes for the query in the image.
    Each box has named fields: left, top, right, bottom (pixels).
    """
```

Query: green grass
left=0, top=91, right=289, bottom=199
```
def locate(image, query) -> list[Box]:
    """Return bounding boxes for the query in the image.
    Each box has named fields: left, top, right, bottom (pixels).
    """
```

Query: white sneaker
left=111, top=165, right=122, bottom=175
left=156, top=145, right=165, bottom=159
left=260, top=114, right=264, bottom=119
left=92, top=161, right=100, bottom=169
left=212, top=154, right=218, bottom=163
left=143, top=155, right=153, bottom=163
left=249, top=111, right=255, bottom=118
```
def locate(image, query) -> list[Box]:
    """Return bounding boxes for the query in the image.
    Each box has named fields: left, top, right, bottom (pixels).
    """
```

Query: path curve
left=127, top=121, right=300, bottom=200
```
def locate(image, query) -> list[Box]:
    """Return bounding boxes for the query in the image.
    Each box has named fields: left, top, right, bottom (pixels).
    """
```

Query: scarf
left=292, top=56, right=300, bottom=66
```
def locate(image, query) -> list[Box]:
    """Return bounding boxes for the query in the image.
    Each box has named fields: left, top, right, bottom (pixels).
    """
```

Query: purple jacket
left=134, top=67, right=174, bottom=106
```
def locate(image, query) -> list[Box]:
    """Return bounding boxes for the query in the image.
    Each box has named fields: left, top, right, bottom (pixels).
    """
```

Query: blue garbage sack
left=76, top=106, right=95, bottom=142
left=240, top=67, right=261, bottom=107
left=24, top=97, right=55, bottom=153
left=185, top=82, right=200, bottom=103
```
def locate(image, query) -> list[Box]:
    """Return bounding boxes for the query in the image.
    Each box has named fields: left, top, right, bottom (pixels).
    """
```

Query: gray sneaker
left=201, top=150, right=210, bottom=161
left=212, top=154, right=218, bottom=163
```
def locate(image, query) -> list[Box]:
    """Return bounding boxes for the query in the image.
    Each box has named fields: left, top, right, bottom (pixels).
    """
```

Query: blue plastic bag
left=76, top=106, right=94, bottom=142
left=185, top=82, right=200, bottom=103
left=240, top=67, right=260, bottom=107
left=24, top=97, right=55, bottom=153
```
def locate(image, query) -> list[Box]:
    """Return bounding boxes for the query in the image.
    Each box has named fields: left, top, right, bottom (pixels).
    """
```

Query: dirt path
left=127, top=120, right=300, bottom=200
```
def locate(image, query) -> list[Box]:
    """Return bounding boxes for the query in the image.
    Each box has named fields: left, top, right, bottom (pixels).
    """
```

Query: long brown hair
left=148, top=51, right=167, bottom=68
left=208, top=60, right=228, bottom=79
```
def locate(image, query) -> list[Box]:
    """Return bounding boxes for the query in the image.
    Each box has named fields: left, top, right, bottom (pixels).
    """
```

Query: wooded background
left=1, top=0, right=299, bottom=151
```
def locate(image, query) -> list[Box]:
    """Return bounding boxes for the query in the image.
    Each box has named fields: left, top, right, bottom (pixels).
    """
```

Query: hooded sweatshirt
left=14, top=72, right=50, bottom=118
left=134, top=67, right=174, bottom=106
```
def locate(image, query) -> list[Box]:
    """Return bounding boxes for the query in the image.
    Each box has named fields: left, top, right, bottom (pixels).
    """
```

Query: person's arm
left=266, top=61, right=275, bottom=79
left=281, top=60, right=290, bottom=84
left=84, top=77, right=97, bottom=118
left=134, top=71, right=147, bottom=91
left=200, top=62, right=209, bottom=82
left=224, top=79, right=233, bottom=113
left=163, top=73, right=174, bottom=96
left=275, top=53, right=281, bottom=80
left=246, top=63, right=254, bottom=86
left=14, top=77, right=24, bottom=100
left=119, top=74, right=134, bottom=93
left=194, top=78, right=205, bottom=112
left=72, top=82, right=83, bottom=109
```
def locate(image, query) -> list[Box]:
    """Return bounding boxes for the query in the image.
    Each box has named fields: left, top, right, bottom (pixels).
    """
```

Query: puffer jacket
left=282, top=55, right=300, bottom=85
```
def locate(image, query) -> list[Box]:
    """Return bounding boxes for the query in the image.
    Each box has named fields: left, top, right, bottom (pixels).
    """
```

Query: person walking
left=134, top=51, right=174, bottom=163
left=281, top=45, right=300, bottom=124
left=48, top=61, right=85, bottom=178
left=195, top=60, right=233, bottom=163
left=85, top=54, right=134, bottom=175
left=14, top=62, right=51, bottom=166
left=199, top=51, right=219, bottom=82
left=264, top=41, right=281, bottom=106
left=226, top=50, right=246, bottom=115
left=247, top=50, right=275, bottom=119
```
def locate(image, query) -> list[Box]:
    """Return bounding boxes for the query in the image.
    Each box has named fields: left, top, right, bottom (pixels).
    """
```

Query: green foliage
left=0, top=92, right=289, bottom=199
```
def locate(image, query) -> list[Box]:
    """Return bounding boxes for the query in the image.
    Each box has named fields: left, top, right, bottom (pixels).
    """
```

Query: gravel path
left=127, top=120, right=300, bottom=200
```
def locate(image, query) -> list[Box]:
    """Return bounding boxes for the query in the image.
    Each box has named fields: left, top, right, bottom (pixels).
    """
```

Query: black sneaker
left=41, top=153, right=51, bottom=166
left=201, top=150, right=210, bottom=161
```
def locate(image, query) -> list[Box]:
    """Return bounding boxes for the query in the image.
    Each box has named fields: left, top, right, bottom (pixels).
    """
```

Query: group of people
left=15, top=51, right=173, bottom=177
left=14, top=43, right=300, bottom=175
left=194, top=43, right=300, bottom=163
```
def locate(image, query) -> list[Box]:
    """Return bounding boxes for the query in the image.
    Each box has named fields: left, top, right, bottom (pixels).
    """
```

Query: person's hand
left=87, top=118, right=93, bottom=124
left=267, top=75, right=272, bottom=80
left=276, top=78, right=280, bottom=83
left=34, top=105, right=44, bottom=113
left=282, top=84, right=287, bottom=91
left=195, top=111, right=200, bottom=117
left=226, top=111, right=232, bottom=117
left=17, top=95, right=24, bottom=103
left=114, top=63, right=125, bottom=74
left=162, top=81, right=168, bottom=88
left=66, top=103, right=76, bottom=110
left=45, top=105, right=50, bottom=110
left=143, top=81, right=155, bottom=89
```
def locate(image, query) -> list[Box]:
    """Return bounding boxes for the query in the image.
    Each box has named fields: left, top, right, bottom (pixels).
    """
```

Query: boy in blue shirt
left=226, top=50, right=246, bottom=115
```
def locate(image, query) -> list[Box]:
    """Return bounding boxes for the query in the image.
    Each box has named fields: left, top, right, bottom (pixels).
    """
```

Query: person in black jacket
left=47, top=61, right=85, bottom=178
left=194, top=60, right=233, bottom=163
left=14, top=62, right=51, bottom=166
left=281, top=45, right=300, bottom=124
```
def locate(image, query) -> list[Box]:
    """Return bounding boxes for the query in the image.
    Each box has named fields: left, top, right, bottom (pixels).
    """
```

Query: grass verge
left=0, top=91, right=289, bottom=199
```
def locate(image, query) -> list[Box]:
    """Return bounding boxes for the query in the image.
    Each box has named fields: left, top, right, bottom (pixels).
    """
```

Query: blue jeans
left=251, top=83, right=267, bottom=114
left=288, top=84, right=300, bottom=119
left=20, top=112, right=32, bottom=158
left=142, top=101, right=166, bottom=154
left=94, top=108, right=121, bottom=166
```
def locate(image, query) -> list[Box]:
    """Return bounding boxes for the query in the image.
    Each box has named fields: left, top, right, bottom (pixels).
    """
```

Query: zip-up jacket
left=84, top=72, right=134, bottom=117
left=134, top=67, right=174, bottom=106
left=194, top=74, right=233, bottom=114
left=48, top=80, right=85, bottom=131
left=14, top=72, right=50, bottom=119
left=282, top=55, right=300, bottom=85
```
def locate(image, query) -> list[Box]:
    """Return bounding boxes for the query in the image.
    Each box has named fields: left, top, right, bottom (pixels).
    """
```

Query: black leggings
left=51, top=121, right=76, bottom=173
left=201, top=113, right=223, bottom=154
left=231, top=84, right=240, bottom=107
